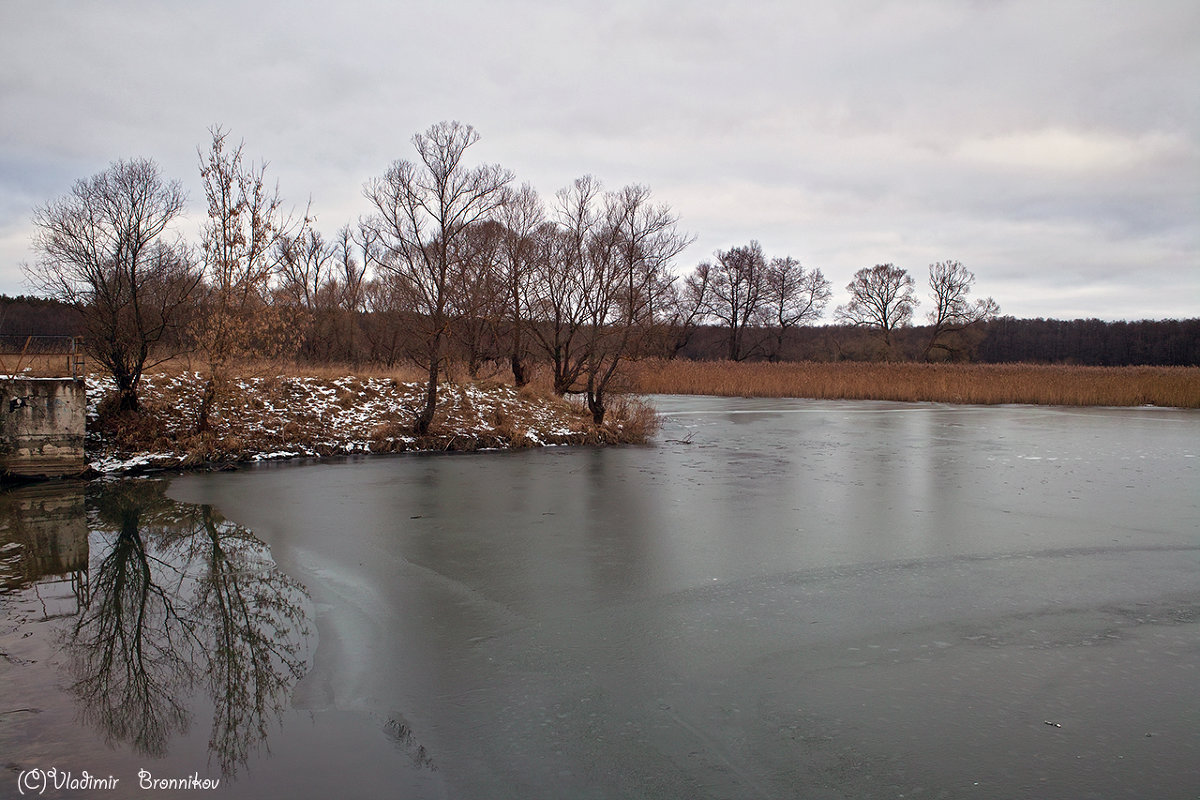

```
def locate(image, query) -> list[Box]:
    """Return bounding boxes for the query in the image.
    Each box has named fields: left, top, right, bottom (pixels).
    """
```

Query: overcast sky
left=2, top=0, right=1196, bottom=321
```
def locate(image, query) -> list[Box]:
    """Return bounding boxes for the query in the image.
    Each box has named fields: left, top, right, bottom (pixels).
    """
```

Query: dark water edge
left=3, top=396, right=1199, bottom=799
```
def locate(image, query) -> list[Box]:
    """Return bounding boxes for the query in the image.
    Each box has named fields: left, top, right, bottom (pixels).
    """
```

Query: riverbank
left=84, top=371, right=656, bottom=474
left=629, top=359, right=1200, bottom=408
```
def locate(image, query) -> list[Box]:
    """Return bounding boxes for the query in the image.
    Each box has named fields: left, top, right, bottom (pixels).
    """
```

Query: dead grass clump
left=91, top=395, right=166, bottom=450
left=517, top=384, right=545, bottom=403
left=368, top=421, right=409, bottom=448
left=601, top=395, right=661, bottom=442
left=486, top=408, right=537, bottom=447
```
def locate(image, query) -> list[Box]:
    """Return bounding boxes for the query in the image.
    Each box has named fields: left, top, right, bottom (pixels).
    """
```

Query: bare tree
left=662, top=260, right=712, bottom=358
left=362, top=121, right=513, bottom=434
left=194, top=126, right=300, bottom=431
left=323, top=224, right=370, bottom=363
left=26, top=159, right=199, bottom=412
left=581, top=183, right=691, bottom=424
left=521, top=177, right=689, bottom=422
left=762, top=256, right=832, bottom=360
left=446, top=219, right=505, bottom=377
left=835, top=263, right=918, bottom=354
left=275, top=227, right=333, bottom=312
left=923, top=260, right=1000, bottom=361
left=699, top=241, right=770, bottom=361
left=525, top=176, right=604, bottom=396
left=495, top=183, right=545, bottom=386
left=275, top=226, right=352, bottom=362
left=333, top=224, right=370, bottom=314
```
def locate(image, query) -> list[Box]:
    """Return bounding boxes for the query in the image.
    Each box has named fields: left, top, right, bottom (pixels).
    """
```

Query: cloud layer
left=2, top=0, right=1196, bottom=320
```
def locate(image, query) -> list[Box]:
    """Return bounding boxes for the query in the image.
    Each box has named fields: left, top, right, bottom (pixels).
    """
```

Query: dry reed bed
left=629, top=359, right=1200, bottom=409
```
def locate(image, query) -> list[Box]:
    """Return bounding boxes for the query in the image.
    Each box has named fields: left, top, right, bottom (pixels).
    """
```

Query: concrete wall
left=0, top=378, right=86, bottom=479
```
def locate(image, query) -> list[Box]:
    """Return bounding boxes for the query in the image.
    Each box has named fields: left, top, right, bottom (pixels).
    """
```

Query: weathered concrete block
left=0, top=378, right=87, bottom=479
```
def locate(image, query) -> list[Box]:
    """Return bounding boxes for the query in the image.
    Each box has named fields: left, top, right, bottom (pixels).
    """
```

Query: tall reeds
left=629, top=359, right=1200, bottom=409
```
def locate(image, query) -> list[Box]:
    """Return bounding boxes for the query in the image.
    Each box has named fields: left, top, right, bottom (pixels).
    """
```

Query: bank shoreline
left=82, top=372, right=656, bottom=476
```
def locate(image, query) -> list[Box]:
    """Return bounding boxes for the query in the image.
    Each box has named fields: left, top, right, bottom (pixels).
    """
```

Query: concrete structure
left=0, top=378, right=87, bottom=479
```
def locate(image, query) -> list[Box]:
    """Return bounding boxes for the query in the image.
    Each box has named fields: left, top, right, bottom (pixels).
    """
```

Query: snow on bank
left=84, top=372, right=623, bottom=475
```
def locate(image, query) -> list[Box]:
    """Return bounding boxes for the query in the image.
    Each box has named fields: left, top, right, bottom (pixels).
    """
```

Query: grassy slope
left=86, top=370, right=657, bottom=473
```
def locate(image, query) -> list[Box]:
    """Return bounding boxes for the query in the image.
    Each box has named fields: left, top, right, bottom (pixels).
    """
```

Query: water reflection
left=0, top=483, right=87, bottom=603
left=1, top=478, right=310, bottom=779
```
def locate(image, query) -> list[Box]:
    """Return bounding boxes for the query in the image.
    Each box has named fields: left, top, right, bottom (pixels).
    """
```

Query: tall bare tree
left=662, top=260, right=713, bottom=358
left=363, top=121, right=513, bottom=434
left=446, top=219, right=505, bottom=377
left=835, top=263, right=918, bottom=354
left=325, top=224, right=370, bottom=363
left=27, top=158, right=199, bottom=412
left=275, top=227, right=333, bottom=312
left=581, top=184, right=691, bottom=424
left=332, top=224, right=370, bottom=314
left=923, top=260, right=1000, bottom=361
left=525, top=176, right=604, bottom=396
left=762, top=256, right=831, bottom=360
left=698, top=240, right=770, bottom=361
left=274, top=226, right=344, bottom=362
left=194, top=126, right=300, bottom=431
left=495, top=183, right=545, bottom=386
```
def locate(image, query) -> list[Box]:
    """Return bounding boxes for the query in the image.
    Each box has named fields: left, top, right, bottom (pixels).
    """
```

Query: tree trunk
left=415, top=340, right=441, bottom=435
left=114, top=371, right=140, bottom=414
left=510, top=354, right=527, bottom=388
left=587, top=385, right=605, bottom=425
left=195, top=378, right=217, bottom=433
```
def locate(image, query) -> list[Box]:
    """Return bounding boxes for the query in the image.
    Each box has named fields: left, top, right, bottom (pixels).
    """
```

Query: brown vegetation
left=628, top=359, right=1200, bottom=409
left=85, top=362, right=656, bottom=473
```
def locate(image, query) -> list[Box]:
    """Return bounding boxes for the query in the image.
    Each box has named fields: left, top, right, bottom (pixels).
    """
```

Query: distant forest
left=3, top=294, right=1195, bottom=368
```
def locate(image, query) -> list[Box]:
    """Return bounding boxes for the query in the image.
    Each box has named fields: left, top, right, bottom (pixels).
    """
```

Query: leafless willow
left=27, top=158, right=199, bottom=411
left=363, top=120, right=514, bottom=434
left=924, top=260, right=1000, bottom=360
left=835, top=263, right=918, bottom=355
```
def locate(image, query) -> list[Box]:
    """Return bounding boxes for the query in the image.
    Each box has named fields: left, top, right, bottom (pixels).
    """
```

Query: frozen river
left=3, top=396, right=1198, bottom=798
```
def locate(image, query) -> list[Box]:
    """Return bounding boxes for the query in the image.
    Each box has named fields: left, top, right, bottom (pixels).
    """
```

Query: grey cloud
left=1, top=0, right=1196, bottom=319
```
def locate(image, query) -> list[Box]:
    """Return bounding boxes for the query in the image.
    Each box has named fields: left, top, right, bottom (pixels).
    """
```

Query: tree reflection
left=189, top=504, right=309, bottom=774
left=64, top=479, right=310, bottom=776
left=68, top=481, right=197, bottom=757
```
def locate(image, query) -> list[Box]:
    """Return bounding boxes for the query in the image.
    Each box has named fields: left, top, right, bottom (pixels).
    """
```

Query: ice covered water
left=4, top=397, right=1198, bottom=798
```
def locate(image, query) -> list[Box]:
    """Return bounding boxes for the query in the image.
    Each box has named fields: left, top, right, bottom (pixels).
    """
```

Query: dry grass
left=85, top=361, right=658, bottom=472
left=146, top=356, right=433, bottom=384
left=0, top=352, right=82, bottom=378
left=629, top=359, right=1200, bottom=409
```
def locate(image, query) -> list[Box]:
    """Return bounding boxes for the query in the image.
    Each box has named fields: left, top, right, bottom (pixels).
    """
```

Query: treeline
left=0, top=295, right=82, bottom=338
left=974, top=317, right=1200, bottom=366
left=4, top=293, right=1195, bottom=369
left=626, top=317, right=1200, bottom=366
